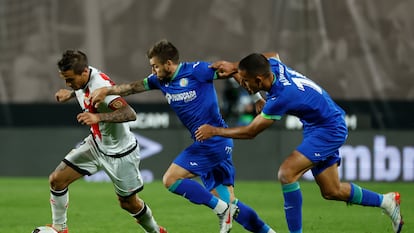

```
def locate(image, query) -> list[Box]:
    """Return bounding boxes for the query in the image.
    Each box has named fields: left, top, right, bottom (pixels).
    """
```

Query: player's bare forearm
left=108, top=81, right=146, bottom=96
left=195, top=115, right=273, bottom=141
left=77, top=105, right=136, bottom=125
left=217, top=126, right=257, bottom=139
left=211, top=61, right=239, bottom=79
left=195, top=124, right=257, bottom=141
left=92, top=81, right=146, bottom=108
left=97, top=106, right=136, bottom=123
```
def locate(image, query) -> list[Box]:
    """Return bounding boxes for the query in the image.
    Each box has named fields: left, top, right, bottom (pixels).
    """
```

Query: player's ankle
left=52, top=223, right=66, bottom=232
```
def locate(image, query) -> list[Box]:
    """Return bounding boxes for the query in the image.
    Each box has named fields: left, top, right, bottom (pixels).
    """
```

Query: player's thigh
left=163, top=163, right=195, bottom=187
left=278, top=150, right=313, bottom=183
left=63, top=135, right=101, bottom=176
left=200, top=157, right=235, bottom=191
left=314, top=163, right=340, bottom=190
left=50, top=139, right=97, bottom=188
left=49, top=162, right=83, bottom=189
left=314, top=163, right=350, bottom=200
left=103, top=150, right=145, bottom=197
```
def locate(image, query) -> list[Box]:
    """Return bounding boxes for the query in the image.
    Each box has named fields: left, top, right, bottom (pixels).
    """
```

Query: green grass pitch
left=0, top=177, right=411, bottom=233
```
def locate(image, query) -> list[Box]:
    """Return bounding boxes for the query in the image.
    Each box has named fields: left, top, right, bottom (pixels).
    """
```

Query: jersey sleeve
left=90, top=73, right=119, bottom=106
left=143, top=74, right=160, bottom=90
left=268, top=57, right=282, bottom=73
left=261, top=97, right=285, bottom=120
left=191, top=61, right=216, bottom=82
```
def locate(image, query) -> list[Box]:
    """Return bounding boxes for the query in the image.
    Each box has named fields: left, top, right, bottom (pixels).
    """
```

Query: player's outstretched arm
left=77, top=97, right=136, bottom=125
left=91, top=80, right=146, bottom=108
left=211, top=52, right=279, bottom=80
left=195, top=114, right=274, bottom=141
left=210, top=61, right=239, bottom=79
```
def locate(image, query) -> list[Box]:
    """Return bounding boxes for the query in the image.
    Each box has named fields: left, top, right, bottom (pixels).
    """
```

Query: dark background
left=1, top=0, right=413, bottom=128
left=1, top=0, right=414, bottom=102
left=0, top=0, right=413, bottom=180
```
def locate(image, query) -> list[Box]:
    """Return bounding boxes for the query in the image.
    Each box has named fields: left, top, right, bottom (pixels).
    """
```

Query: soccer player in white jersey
left=48, top=50, right=167, bottom=233
left=195, top=53, right=404, bottom=233
left=90, top=40, right=277, bottom=233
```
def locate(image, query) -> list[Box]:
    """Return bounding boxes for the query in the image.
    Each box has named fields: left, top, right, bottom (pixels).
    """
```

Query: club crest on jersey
left=179, top=78, right=189, bottom=87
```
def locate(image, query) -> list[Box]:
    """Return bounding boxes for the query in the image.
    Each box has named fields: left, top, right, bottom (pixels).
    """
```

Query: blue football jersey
left=262, top=57, right=346, bottom=130
left=144, top=61, right=227, bottom=138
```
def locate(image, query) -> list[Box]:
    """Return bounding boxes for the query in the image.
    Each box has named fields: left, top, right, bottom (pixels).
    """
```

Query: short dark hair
left=238, top=53, right=271, bottom=77
left=57, top=50, right=88, bottom=74
left=147, top=39, right=179, bottom=64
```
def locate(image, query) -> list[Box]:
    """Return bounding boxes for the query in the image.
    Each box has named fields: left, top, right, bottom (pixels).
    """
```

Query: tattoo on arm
left=97, top=98, right=136, bottom=123
left=99, top=107, right=136, bottom=122
left=108, top=81, right=146, bottom=96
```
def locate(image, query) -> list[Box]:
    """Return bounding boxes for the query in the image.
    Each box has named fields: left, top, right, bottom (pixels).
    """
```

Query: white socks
left=213, top=199, right=229, bottom=214
left=50, top=188, right=69, bottom=230
left=132, top=203, right=160, bottom=233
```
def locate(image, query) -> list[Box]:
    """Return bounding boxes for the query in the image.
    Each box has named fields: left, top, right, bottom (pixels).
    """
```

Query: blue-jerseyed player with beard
left=90, top=39, right=277, bottom=233
left=195, top=53, right=404, bottom=233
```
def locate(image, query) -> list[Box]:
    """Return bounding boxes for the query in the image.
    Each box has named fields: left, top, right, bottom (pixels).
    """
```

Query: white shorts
left=64, top=135, right=143, bottom=197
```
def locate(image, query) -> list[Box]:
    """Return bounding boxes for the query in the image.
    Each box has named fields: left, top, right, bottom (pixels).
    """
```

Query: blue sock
left=348, top=183, right=383, bottom=207
left=282, top=182, right=302, bottom=233
left=215, top=184, right=231, bottom=203
left=168, top=179, right=218, bottom=208
left=216, top=185, right=271, bottom=232
left=234, top=200, right=272, bottom=233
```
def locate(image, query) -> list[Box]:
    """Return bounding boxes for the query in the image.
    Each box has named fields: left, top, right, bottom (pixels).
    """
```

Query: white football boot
left=381, top=192, right=404, bottom=233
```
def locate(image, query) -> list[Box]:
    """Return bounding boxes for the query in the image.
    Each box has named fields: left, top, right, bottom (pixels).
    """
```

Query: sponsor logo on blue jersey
left=165, top=90, right=197, bottom=104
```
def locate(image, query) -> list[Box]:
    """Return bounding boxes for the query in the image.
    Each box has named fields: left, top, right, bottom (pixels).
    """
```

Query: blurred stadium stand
left=0, top=0, right=413, bottom=128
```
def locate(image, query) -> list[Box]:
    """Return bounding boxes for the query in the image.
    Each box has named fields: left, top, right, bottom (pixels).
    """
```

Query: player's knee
left=162, top=173, right=175, bottom=189
left=49, top=172, right=62, bottom=190
left=278, top=169, right=294, bottom=184
left=49, top=171, right=73, bottom=191
left=278, top=165, right=305, bottom=184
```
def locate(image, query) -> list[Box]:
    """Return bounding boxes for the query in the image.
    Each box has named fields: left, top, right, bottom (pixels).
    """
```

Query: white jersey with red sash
left=74, top=66, right=137, bottom=156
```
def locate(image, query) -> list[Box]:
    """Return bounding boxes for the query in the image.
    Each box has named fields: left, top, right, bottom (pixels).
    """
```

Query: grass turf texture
left=0, top=177, right=411, bottom=233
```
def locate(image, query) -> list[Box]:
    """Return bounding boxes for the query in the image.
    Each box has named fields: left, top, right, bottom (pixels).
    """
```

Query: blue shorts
left=297, top=125, right=348, bottom=176
left=173, top=137, right=235, bottom=191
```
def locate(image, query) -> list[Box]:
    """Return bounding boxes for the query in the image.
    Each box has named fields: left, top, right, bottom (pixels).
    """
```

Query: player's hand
left=254, top=98, right=266, bottom=113
left=77, top=112, right=100, bottom=125
left=90, top=87, right=108, bottom=108
left=195, top=124, right=216, bottom=142
left=210, top=61, right=237, bottom=77
left=55, top=89, right=74, bottom=102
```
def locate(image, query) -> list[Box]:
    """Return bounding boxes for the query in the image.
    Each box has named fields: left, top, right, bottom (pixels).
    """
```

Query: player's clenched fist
left=55, top=89, right=74, bottom=102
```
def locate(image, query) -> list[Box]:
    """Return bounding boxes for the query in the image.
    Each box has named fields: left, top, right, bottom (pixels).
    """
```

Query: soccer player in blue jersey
left=90, top=40, right=276, bottom=233
left=195, top=53, right=404, bottom=233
